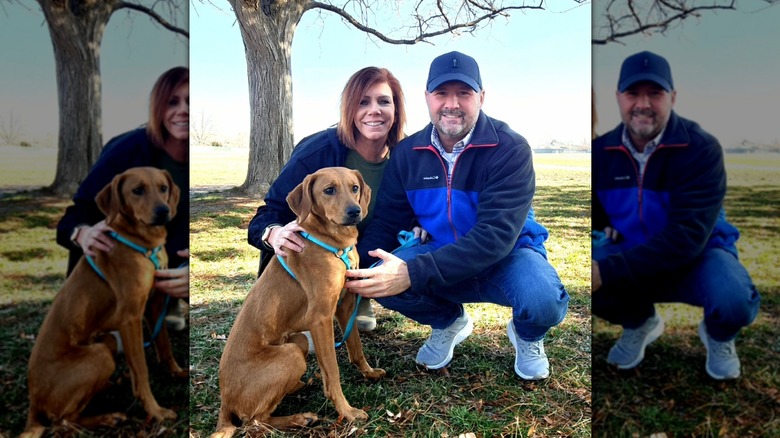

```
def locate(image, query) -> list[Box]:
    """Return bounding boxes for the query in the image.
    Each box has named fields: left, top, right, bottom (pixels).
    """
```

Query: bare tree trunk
left=37, top=0, right=118, bottom=195
left=228, top=0, right=305, bottom=196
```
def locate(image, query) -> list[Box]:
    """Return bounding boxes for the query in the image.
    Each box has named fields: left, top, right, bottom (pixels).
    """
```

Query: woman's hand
left=411, top=226, right=430, bottom=243
left=269, top=221, right=307, bottom=257
left=76, top=220, right=115, bottom=257
left=154, top=249, right=190, bottom=298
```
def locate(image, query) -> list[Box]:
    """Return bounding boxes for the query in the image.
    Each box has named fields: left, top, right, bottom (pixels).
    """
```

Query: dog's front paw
left=291, top=412, right=319, bottom=427
left=363, top=367, right=386, bottom=381
left=343, top=407, right=369, bottom=423
left=149, top=407, right=177, bottom=422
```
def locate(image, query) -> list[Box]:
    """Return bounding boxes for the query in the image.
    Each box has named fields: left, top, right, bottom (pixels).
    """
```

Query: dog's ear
left=353, top=169, right=371, bottom=215
left=96, top=173, right=126, bottom=224
left=287, top=172, right=315, bottom=223
left=162, top=169, right=180, bottom=219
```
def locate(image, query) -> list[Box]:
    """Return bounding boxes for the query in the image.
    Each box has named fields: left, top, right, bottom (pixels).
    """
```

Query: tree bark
left=37, top=0, right=119, bottom=196
left=228, top=0, right=306, bottom=196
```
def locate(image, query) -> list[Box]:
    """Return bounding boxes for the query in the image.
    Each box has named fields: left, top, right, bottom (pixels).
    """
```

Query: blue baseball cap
left=426, top=51, right=482, bottom=93
left=618, top=51, right=674, bottom=92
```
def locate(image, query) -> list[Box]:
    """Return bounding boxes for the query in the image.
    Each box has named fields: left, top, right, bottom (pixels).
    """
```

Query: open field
left=187, top=151, right=592, bottom=437
left=1, top=145, right=777, bottom=436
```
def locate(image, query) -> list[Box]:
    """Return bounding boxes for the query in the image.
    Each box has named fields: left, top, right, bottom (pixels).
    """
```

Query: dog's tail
left=210, top=405, right=237, bottom=438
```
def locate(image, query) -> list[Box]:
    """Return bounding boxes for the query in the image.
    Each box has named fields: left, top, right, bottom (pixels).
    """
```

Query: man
left=592, top=51, right=760, bottom=380
left=345, top=51, right=569, bottom=380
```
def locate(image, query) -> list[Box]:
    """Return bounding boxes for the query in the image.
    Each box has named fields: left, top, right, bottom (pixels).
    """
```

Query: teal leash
left=333, top=230, right=421, bottom=347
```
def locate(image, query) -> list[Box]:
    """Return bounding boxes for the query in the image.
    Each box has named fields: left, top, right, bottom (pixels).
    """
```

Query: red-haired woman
left=57, top=66, right=189, bottom=300
left=248, top=66, right=407, bottom=332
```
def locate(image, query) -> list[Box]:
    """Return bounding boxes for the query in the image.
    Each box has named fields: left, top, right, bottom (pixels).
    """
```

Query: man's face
left=616, top=81, right=676, bottom=150
left=425, top=81, right=484, bottom=148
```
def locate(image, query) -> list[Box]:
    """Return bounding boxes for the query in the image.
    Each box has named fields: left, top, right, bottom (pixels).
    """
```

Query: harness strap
left=83, top=231, right=169, bottom=348
left=276, top=232, right=354, bottom=281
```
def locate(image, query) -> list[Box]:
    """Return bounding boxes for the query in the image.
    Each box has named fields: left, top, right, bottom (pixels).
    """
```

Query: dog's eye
left=324, top=187, right=335, bottom=195
left=352, top=185, right=359, bottom=194
left=132, top=187, right=145, bottom=195
left=160, top=185, right=168, bottom=193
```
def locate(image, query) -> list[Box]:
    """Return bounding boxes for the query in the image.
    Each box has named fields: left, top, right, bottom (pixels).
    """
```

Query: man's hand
left=592, top=259, right=602, bottom=292
left=155, top=249, right=190, bottom=298
left=345, top=249, right=411, bottom=298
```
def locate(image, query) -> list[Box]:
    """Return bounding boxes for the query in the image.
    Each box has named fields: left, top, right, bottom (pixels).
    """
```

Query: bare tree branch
left=306, top=0, right=547, bottom=45
left=118, top=1, right=189, bottom=38
left=593, top=0, right=736, bottom=45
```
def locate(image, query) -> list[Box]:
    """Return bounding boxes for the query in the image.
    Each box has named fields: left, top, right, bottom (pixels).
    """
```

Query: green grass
left=3, top=144, right=777, bottom=437
left=188, top=153, right=592, bottom=437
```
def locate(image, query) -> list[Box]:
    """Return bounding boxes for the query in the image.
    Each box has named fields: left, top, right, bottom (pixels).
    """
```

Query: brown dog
left=212, top=167, right=386, bottom=437
left=22, top=167, right=184, bottom=438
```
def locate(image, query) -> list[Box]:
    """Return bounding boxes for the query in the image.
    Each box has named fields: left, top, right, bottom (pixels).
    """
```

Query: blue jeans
left=375, top=244, right=569, bottom=342
left=593, top=244, right=760, bottom=341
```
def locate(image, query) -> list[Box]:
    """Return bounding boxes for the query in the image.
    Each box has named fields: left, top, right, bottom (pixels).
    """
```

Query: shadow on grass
left=592, top=297, right=780, bottom=437
left=189, top=295, right=592, bottom=437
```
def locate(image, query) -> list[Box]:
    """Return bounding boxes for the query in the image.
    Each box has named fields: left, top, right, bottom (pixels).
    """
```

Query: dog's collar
left=276, top=231, right=353, bottom=281
left=85, top=231, right=164, bottom=281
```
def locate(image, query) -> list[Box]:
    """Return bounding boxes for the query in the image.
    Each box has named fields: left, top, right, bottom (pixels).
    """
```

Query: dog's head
left=287, top=167, right=371, bottom=227
left=96, top=167, right=180, bottom=226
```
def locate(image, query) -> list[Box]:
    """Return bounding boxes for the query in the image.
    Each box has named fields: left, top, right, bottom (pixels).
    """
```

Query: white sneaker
left=507, top=320, right=550, bottom=380
left=415, top=312, right=473, bottom=369
left=607, top=313, right=664, bottom=369
left=698, top=320, right=740, bottom=380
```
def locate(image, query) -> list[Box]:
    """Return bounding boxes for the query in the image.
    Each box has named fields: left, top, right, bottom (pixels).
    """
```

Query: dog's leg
left=309, top=317, right=368, bottom=422
left=27, top=342, right=118, bottom=434
left=335, top=293, right=386, bottom=381
left=145, top=292, right=188, bottom=378
left=216, top=342, right=315, bottom=434
left=118, top=316, right=177, bottom=422
left=20, top=407, right=46, bottom=438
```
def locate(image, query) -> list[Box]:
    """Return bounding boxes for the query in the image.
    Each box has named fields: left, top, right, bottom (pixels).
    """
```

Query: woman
left=56, top=66, right=190, bottom=300
left=248, top=66, right=407, bottom=332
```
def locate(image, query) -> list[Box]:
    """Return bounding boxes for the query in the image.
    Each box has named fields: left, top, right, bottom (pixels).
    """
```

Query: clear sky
left=0, top=2, right=188, bottom=146
left=593, top=2, right=780, bottom=147
left=189, top=2, right=592, bottom=148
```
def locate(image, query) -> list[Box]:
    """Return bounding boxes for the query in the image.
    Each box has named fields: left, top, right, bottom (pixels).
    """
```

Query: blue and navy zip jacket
left=359, top=111, right=549, bottom=294
left=593, top=111, right=740, bottom=287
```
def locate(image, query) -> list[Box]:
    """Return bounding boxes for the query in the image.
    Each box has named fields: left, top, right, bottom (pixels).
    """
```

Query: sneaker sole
left=507, top=321, right=549, bottom=380
left=419, top=316, right=474, bottom=370
left=698, top=322, right=740, bottom=380
left=610, top=318, right=665, bottom=370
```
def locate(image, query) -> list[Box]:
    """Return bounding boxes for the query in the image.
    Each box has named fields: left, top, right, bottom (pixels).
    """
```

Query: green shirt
left=344, top=149, right=389, bottom=235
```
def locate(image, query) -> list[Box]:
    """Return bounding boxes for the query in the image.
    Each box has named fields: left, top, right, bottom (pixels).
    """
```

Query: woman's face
left=163, top=83, right=189, bottom=142
left=353, top=81, right=395, bottom=145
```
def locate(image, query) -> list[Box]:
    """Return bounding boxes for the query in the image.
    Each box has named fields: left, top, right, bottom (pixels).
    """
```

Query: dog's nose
left=346, top=206, right=361, bottom=220
left=152, top=205, right=171, bottom=225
